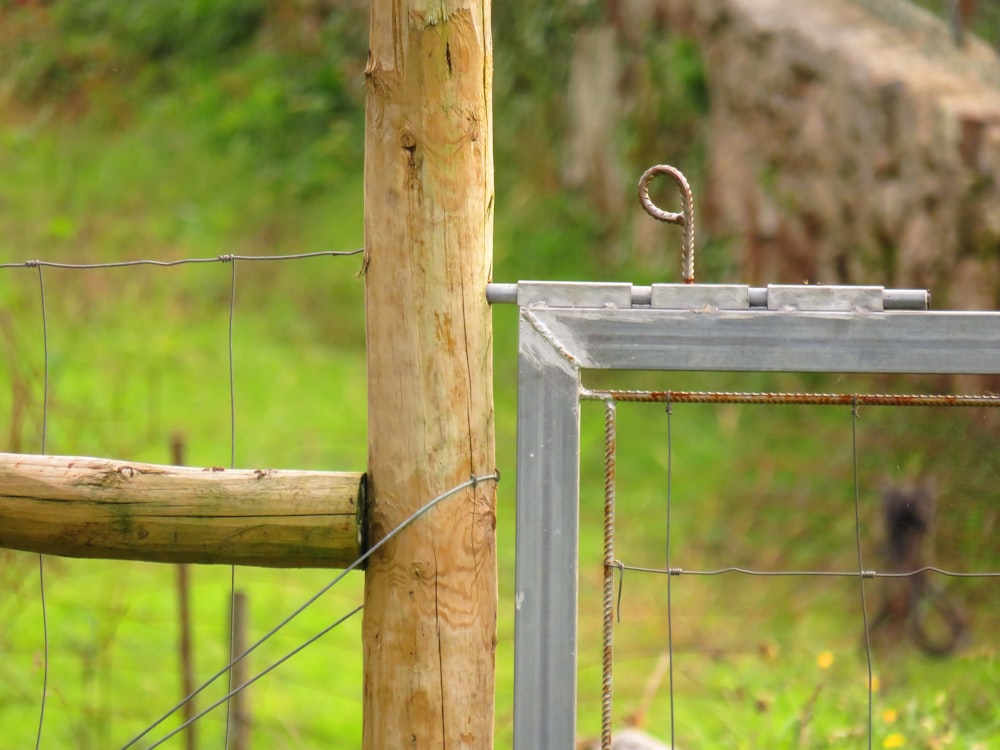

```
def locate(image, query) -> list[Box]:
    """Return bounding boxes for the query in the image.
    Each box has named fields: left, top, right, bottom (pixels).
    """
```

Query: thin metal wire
left=36, top=266, right=49, bottom=453
left=877, top=567, right=1000, bottom=578
left=34, top=264, right=49, bottom=750
left=581, top=388, right=1000, bottom=408
left=664, top=395, right=676, bottom=750
left=119, top=471, right=500, bottom=750
left=146, top=604, right=364, bottom=750
left=600, top=401, right=616, bottom=750
left=852, top=400, right=874, bottom=750
left=0, top=249, right=364, bottom=271
left=228, top=259, right=237, bottom=472
left=615, top=564, right=1000, bottom=578
left=224, top=256, right=237, bottom=750
left=612, top=560, right=625, bottom=623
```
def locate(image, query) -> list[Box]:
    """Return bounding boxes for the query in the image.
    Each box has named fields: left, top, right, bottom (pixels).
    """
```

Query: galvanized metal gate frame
left=490, top=279, right=1000, bottom=749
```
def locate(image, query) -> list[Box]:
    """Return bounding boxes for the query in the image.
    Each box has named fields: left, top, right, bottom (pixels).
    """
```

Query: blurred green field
left=1, top=2, right=999, bottom=748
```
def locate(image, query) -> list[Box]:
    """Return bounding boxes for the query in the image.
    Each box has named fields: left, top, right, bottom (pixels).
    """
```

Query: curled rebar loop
left=638, top=164, right=695, bottom=283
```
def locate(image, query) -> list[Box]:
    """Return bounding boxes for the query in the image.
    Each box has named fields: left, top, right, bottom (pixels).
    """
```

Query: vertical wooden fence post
left=363, top=0, right=496, bottom=747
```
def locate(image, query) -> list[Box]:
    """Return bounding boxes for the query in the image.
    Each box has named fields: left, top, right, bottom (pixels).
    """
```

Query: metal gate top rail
left=487, top=281, right=929, bottom=312
left=498, top=277, right=1000, bottom=749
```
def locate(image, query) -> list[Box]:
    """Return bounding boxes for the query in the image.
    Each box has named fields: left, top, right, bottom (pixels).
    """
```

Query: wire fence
left=587, top=389, right=1000, bottom=749
left=0, top=248, right=506, bottom=748
left=8, top=248, right=1000, bottom=748
left=0, top=248, right=419, bottom=748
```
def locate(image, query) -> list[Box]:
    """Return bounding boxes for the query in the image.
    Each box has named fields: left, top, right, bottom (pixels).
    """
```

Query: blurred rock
left=669, top=0, right=1000, bottom=309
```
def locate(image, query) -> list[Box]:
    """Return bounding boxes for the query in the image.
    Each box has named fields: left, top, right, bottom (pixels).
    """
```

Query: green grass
left=1, top=3, right=999, bottom=748
left=0, top=56, right=374, bottom=743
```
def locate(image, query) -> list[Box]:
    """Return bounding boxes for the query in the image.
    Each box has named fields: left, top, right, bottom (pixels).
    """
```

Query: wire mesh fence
left=6, top=248, right=1000, bottom=748
left=579, top=383, right=1000, bottom=749
left=0, top=250, right=377, bottom=748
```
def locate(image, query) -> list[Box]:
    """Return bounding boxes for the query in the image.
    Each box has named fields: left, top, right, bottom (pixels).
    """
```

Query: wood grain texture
left=363, top=0, right=497, bottom=747
left=0, top=452, right=363, bottom=567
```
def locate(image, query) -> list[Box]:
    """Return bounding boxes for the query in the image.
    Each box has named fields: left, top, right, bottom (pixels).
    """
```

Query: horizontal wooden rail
left=0, top=453, right=364, bottom=568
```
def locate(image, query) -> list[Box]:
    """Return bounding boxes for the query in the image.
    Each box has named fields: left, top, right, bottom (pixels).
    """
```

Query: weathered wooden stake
left=363, top=0, right=496, bottom=747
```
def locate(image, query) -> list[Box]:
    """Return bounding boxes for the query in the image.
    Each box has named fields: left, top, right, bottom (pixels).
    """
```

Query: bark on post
left=363, top=1, right=496, bottom=747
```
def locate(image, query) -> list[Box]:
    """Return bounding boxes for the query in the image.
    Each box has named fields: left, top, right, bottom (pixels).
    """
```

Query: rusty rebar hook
left=638, top=164, right=695, bottom=283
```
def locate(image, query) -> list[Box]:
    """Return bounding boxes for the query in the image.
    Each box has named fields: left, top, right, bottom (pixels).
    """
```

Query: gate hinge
left=486, top=281, right=929, bottom=312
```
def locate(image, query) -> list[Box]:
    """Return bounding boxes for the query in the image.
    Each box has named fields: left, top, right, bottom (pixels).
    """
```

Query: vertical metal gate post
left=514, top=311, right=584, bottom=748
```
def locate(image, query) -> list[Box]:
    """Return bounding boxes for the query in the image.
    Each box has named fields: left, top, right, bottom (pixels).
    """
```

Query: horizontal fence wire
left=0, top=249, right=364, bottom=270
left=615, top=565, right=1000, bottom=578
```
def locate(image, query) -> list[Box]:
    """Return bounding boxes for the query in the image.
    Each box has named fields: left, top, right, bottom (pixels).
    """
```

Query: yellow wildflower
left=883, top=733, right=906, bottom=748
left=882, top=708, right=898, bottom=724
left=816, top=650, right=834, bottom=670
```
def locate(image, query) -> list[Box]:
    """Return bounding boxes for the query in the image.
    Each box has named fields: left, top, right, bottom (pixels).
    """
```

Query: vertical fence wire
left=224, top=258, right=238, bottom=749
left=600, top=401, right=616, bottom=750
left=851, top=400, right=874, bottom=750
left=227, top=257, right=237, bottom=473
left=34, top=264, right=49, bottom=750
left=664, top=395, right=676, bottom=750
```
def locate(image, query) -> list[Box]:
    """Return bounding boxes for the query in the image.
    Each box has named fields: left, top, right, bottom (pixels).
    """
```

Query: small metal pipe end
left=486, top=282, right=518, bottom=304
left=883, top=289, right=930, bottom=311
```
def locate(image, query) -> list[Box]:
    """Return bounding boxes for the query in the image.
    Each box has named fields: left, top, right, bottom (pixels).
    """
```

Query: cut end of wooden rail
left=0, top=452, right=364, bottom=568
